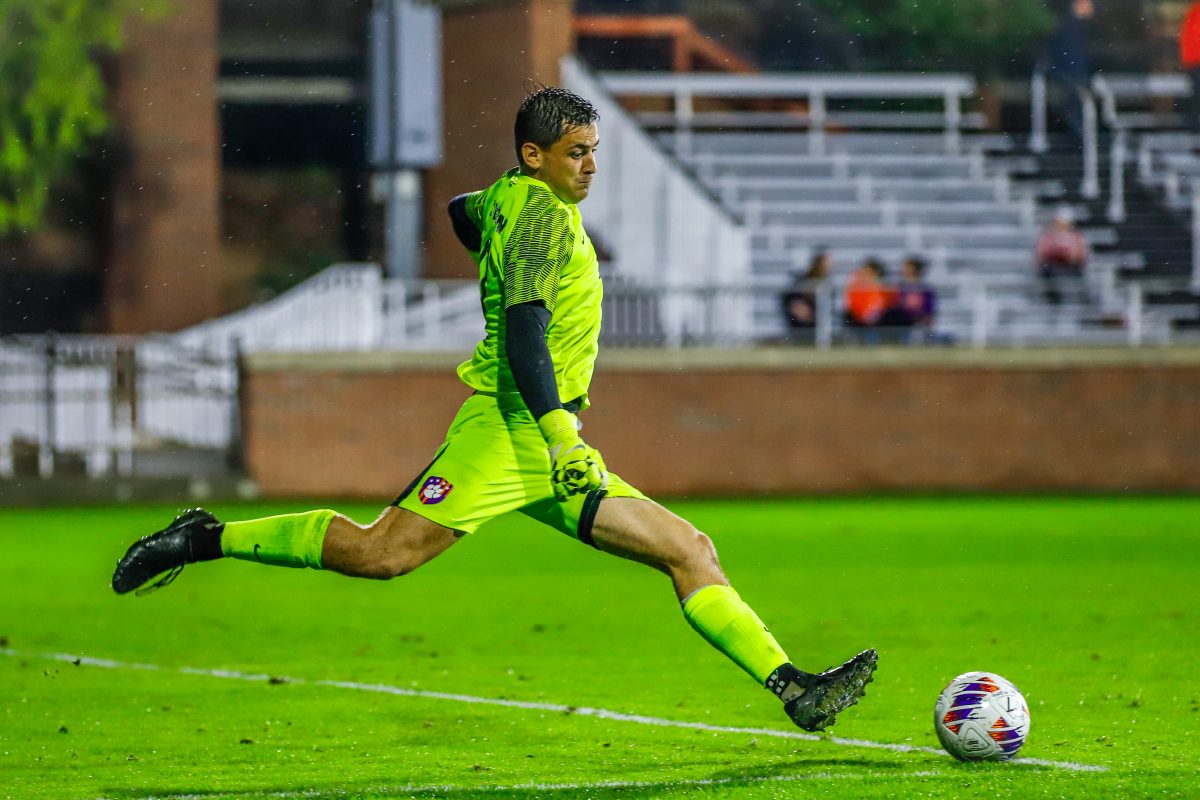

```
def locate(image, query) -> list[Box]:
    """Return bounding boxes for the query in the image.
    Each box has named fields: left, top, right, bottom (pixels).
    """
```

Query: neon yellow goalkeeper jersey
left=456, top=168, right=603, bottom=409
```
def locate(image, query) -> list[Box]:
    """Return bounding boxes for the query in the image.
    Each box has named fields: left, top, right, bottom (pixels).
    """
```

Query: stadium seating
left=96, top=68, right=1193, bottom=353
left=655, top=127, right=1138, bottom=343
left=1055, top=74, right=1200, bottom=328
left=606, top=66, right=1200, bottom=345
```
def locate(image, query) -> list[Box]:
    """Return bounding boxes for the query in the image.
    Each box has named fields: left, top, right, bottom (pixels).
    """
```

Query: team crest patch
left=418, top=475, right=454, bottom=505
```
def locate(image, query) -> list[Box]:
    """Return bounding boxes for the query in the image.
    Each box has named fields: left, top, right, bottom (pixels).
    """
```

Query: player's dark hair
left=863, top=257, right=886, bottom=277
left=514, top=86, right=599, bottom=168
left=903, top=256, right=926, bottom=276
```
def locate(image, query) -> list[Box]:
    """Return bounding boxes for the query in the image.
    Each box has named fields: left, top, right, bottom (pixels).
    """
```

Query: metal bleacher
left=683, top=130, right=1134, bottom=342
left=593, top=69, right=1178, bottom=345
left=1036, top=73, right=1200, bottom=332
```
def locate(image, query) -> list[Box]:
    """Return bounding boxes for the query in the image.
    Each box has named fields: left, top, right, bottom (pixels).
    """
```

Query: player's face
left=524, top=123, right=598, bottom=205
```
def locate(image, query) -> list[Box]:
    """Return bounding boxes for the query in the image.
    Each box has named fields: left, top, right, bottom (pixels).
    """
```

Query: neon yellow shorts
left=394, top=393, right=648, bottom=542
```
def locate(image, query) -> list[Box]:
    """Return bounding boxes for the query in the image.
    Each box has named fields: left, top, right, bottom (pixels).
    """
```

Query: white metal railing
left=1133, top=137, right=1200, bottom=289
left=1081, top=87, right=1101, bottom=200
left=1029, top=74, right=1120, bottom=211
left=1088, top=75, right=1200, bottom=289
left=1194, top=182, right=1200, bottom=292
left=166, top=264, right=484, bottom=354
left=562, top=55, right=753, bottom=348
left=175, top=264, right=386, bottom=354
left=1091, top=73, right=1191, bottom=131
left=1107, top=128, right=1128, bottom=223
left=3, top=271, right=1191, bottom=480
left=0, top=335, right=237, bottom=479
left=1030, top=71, right=1049, bottom=153
left=1136, top=133, right=1200, bottom=191
left=1133, top=138, right=1200, bottom=287
left=599, top=275, right=1180, bottom=349
left=600, top=71, right=977, bottom=156
left=1090, top=74, right=1200, bottom=223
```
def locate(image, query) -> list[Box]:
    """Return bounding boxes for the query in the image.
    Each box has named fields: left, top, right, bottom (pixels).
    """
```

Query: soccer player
left=111, top=87, right=877, bottom=732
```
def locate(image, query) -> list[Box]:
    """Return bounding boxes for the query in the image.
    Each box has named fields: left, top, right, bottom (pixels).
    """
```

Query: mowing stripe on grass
left=96, top=771, right=946, bottom=800
left=3, top=648, right=1106, bottom=774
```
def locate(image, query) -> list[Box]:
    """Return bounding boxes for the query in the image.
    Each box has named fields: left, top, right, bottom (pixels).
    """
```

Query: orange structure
left=573, top=15, right=756, bottom=73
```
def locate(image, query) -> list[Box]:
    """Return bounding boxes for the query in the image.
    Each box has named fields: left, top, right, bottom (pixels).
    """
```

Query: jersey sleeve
left=448, top=193, right=483, bottom=254
left=464, top=190, right=486, bottom=228
left=501, top=185, right=575, bottom=313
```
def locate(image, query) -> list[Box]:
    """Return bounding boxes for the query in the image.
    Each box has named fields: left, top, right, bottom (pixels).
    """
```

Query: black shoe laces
left=134, top=564, right=185, bottom=597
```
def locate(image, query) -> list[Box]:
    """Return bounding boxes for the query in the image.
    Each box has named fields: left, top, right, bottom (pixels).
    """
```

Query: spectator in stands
left=781, top=250, right=831, bottom=342
left=1044, top=0, right=1094, bottom=143
left=1035, top=206, right=1090, bottom=305
left=896, top=256, right=938, bottom=344
left=843, top=258, right=906, bottom=344
left=1181, top=2, right=1200, bottom=130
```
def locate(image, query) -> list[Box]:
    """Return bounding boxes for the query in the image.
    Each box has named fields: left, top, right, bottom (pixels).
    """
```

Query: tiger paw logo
left=418, top=476, right=454, bottom=505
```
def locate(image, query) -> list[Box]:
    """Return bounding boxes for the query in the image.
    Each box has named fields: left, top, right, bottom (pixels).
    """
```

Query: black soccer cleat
left=781, top=648, right=878, bottom=732
left=111, top=508, right=223, bottom=596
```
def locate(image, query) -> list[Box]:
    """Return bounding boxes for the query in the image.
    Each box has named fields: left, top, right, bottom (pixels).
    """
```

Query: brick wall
left=107, top=0, right=222, bottom=333
left=242, top=349, right=1200, bottom=498
left=422, top=0, right=574, bottom=280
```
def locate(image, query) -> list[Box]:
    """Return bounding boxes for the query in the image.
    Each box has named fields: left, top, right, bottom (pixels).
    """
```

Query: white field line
left=3, top=648, right=1106, bottom=775
left=96, top=771, right=944, bottom=800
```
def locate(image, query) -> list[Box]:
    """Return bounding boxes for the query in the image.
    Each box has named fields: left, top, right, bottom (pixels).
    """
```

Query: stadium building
left=2, top=0, right=1198, bottom=494
left=3, top=4, right=1200, bottom=798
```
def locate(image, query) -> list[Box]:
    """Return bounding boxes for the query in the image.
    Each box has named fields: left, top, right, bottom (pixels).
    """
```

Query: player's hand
left=537, top=409, right=608, bottom=501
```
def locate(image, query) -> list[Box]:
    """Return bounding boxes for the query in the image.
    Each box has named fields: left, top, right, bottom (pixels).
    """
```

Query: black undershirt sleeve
left=447, top=194, right=481, bottom=252
left=505, top=301, right=561, bottom=420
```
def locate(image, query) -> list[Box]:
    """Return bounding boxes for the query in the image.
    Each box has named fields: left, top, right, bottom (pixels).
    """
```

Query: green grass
left=1, top=497, right=1198, bottom=799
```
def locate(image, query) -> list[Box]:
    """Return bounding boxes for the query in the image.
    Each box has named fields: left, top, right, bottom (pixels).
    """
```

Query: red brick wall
left=242, top=350, right=1200, bottom=498
left=107, top=0, right=222, bottom=333
left=423, top=0, right=574, bottom=280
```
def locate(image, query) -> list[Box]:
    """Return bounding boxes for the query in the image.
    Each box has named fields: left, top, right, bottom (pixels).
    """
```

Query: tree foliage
left=809, top=0, right=1055, bottom=73
left=0, top=0, right=166, bottom=234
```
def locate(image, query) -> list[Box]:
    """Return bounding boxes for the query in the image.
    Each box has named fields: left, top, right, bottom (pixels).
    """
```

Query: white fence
left=604, top=275, right=1178, bottom=349
left=600, top=70, right=979, bottom=156
left=0, top=336, right=237, bottom=478
left=157, top=261, right=1194, bottom=353
left=2, top=264, right=1188, bottom=480
left=165, top=264, right=485, bottom=354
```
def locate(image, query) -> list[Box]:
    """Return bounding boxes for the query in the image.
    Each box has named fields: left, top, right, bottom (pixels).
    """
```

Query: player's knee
left=685, top=528, right=719, bottom=566
left=361, top=538, right=425, bottom=580
left=371, top=551, right=419, bottom=580
left=358, top=519, right=424, bottom=579
left=665, top=521, right=717, bottom=569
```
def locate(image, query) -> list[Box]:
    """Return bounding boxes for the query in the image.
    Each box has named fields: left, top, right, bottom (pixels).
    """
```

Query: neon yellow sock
left=220, top=510, right=334, bottom=569
left=682, top=584, right=790, bottom=684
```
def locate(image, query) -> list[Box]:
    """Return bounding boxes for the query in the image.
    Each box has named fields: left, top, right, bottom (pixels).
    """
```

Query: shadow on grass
left=105, top=757, right=925, bottom=800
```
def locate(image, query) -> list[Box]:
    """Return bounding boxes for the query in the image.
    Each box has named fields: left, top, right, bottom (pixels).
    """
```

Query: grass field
left=2, top=497, right=1198, bottom=799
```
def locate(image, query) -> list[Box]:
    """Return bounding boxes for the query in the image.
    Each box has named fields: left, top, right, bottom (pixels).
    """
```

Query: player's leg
left=588, top=497, right=787, bottom=677
left=113, top=393, right=519, bottom=595
left=111, top=504, right=460, bottom=593
left=319, top=506, right=460, bottom=579
left=588, top=495, right=725, bottom=600
left=588, top=496, right=877, bottom=732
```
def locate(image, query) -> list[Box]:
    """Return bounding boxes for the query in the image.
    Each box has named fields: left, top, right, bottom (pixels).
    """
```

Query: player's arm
left=505, top=302, right=558, bottom=419
left=447, top=192, right=482, bottom=254
left=502, top=196, right=606, bottom=501
left=505, top=301, right=607, bottom=501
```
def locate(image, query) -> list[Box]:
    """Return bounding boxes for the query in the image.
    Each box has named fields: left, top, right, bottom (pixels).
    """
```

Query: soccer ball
left=934, top=671, right=1030, bottom=761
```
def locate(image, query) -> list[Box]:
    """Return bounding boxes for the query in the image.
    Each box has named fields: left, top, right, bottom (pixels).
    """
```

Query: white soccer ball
left=934, top=671, right=1030, bottom=761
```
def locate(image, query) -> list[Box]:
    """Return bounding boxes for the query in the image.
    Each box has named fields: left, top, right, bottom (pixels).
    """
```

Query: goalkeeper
left=111, top=87, right=876, bottom=733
